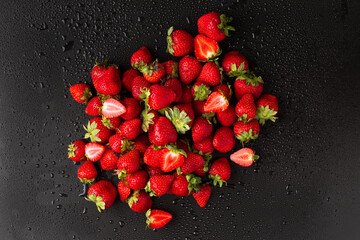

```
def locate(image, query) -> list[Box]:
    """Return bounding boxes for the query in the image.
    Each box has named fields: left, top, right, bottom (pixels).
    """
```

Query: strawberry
left=145, top=174, right=174, bottom=196
left=78, top=160, right=97, bottom=184
left=194, top=34, right=221, bottom=62
left=133, top=135, right=150, bottom=156
left=91, top=62, right=122, bottom=96
left=213, top=127, right=235, bottom=153
left=141, top=61, right=166, bottom=83
left=192, top=184, right=211, bottom=208
left=100, top=149, right=118, bottom=170
left=144, top=145, right=163, bottom=168
left=177, top=138, right=191, bottom=153
left=167, top=27, right=194, bottom=57
left=191, top=117, right=213, bottom=142
left=192, top=100, right=206, bottom=116
left=230, top=148, right=259, bottom=167
left=85, top=96, right=101, bottom=116
left=146, top=166, right=164, bottom=177
left=168, top=173, right=201, bottom=196
left=142, top=84, right=176, bottom=110
left=127, top=190, right=153, bottom=212
left=164, top=78, right=182, bottom=102
left=101, top=98, right=126, bottom=118
left=131, top=76, right=151, bottom=101
left=69, top=83, right=92, bottom=104
left=84, top=117, right=111, bottom=144
left=179, top=55, right=202, bottom=84
left=141, top=109, right=160, bottom=133
left=125, top=170, right=149, bottom=190
left=160, top=145, right=186, bottom=172
left=85, top=142, right=105, bottom=162
left=165, top=104, right=194, bottom=134
left=146, top=209, right=172, bottom=229
left=235, top=93, right=257, bottom=122
left=191, top=81, right=211, bottom=101
left=216, top=105, right=237, bottom=127
left=193, top=134, right=214, bottom=154
left=222, top=51, right=248, bottom=76
left=109, top=133, right=133, bottom=153
left=208, top=157, right=231, bottom=187
left=194, top=154, right=211, bottom=176
left=116, top=149, right=141, bottom=178
left=178, top=85, right=193, bottom=104
left=255, top=94, right=278, bottom=125
left=233, top=119, right=260, bottom=142
left=162, top=60, right=179, bottom=79
left=174, top=104, right=195, bottom=126
left=118, top=180, right=131, bottom=202
left=122, top=69, right=141, bottom=92
left=197, top=62, right=222, bottom=86
left=197, top=12, right=235, bottom=42
left=101, top=116, right=121, bottom=130
left=149, top=117, right=177, bottom=146
left=131, top=46, right=152, bottom=70
left=121, top=98, right=141, bottom=120
left=119, top=118, right=142, bottom=140
left=204, top=91, right=229, bottom=113
left=85, top=180, right=117, bottom=212
left=68, top=140, right=86, bottom=162
left=213, top=83, right=232, bottom=100
left=180, top=152, right=205, bottom=174
left=234, top=75, right=263, bottom=100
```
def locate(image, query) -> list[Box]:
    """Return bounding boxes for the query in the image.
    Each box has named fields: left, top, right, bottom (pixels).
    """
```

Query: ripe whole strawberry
left=162, top=60, right=179, bottom=79
left=146, top=209, right=172, bottom=229
left=213, top=127, right=235, bottom=153
left=85, top=180, right=117, bottom=212
left=145, top=84, right=176, bottom=110
left=233, top=119, right=260, bottom=143
left=193, top=134, right=214, bottom=154
left=256, top=94, right=279, bottom=125
left=122, top=69, right=141, bottom=92
left=230, top=148, right=259, bottom=167
left=178, top=85, right=193, bottom=104
left=222, top=51, right=248, bottom=76
left=141, top=61, right=166, bottom=83
left=127, top=190, right=153, bottom=212
left=192, top=117, right=213, bottom=142
left=118, top=180, right=131, bottom=202
left=84, top=117, right=111, bottom=144
left=144, top=145, right=163, bottom=168
left=102, top=116, right=121, bottom=130
left=131, top=46, right=152, bottom=70
left=235, top=93, right=257, bottom=122
left=131, top=76, right=151, bottom=101
left=121, top=98, right=141, bottom=121
left=70, top=83, right=92, bottom=104
left=146, top=165, right=164, bottom=177
left=179, top=55, right=202, bottom=84
left=164, top=78, right=183, bottom=102
left=125, top=170, right=149, bottom=190
left=149, top=117, right=177, bottom=146
left=168, top=173, right=201, bottom=196
left=216, top=105, right=237, bottom=127
left=78, top=160, right=97, bottom=184
left=198, top=12, right=235, bottom=42
left=191, top=81, right=211, bottom=101
left=100, top=149, right=118, bottom=170
left=167, top=27, right=194, bottom=57
left=109, top=133, right=132, bottom=153
left=181, top=152, right=205, bottom=174
left=85, top=96, right=101, bottom=116
left=116, top=149, right=141, bottom=178
left=197, top=62, right=222, bottom=86
left=68, top=140, right=86, bottom=162
left=133, top=135, right=150, bottom=156
left=194, top=34, right=221, bottom=62
left=145, top=174, right=174, bottom=196
left=234, top=75, right=264, bottom=100
left=209, top=157, right=231, bottom=187
left=192, top=184, right=211, bottom=208
left=91, top=62, right=122, bottom=96
left=119, top=118, right=142, bottom=140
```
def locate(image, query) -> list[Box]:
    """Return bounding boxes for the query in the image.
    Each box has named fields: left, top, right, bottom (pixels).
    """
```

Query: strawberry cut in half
left=146, top=209, right=173, bottom=229
left=85, top=142, right=105, bottom=162
left=230, top=148, right=259, bottom=167
left=101, top=98, right=126, bottom=118
left=204, top=91, right=229, bottom=113
left=160, top=145, right=186, bottom=172
left=194, top=34, right=221, bottom=62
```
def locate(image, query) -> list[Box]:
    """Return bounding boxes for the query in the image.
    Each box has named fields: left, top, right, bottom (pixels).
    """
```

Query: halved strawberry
left=85, top=142, right=105, bottom=162
left=101, top=98, right=126, bottom=118
left=230, top=148, right=259, bottom=167
left=194, top=34, right=221, bottom=62
left=160, top=145, right=186, bottom=172
left=204, top=91, right=229, bottom=113
left=146, top=209, right=172, bottom=229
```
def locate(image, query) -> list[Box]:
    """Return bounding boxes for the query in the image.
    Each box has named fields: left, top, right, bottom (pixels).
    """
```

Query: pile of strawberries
left=67, top=12, right=278, bottom=229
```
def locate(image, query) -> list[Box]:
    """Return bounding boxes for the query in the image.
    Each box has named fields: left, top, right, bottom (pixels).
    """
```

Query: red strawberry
left=197, top=62, right=222, bottom=86
left=208, top=157, right=231, bottom=187
left=91, top=63, right=122, bottom=96
left=131, top=46, right=152, bottom=70
left=101, top=116, right=121, bottom=130
left=255, top=94, right=278, bottom=125
left=164, top=78, right=182, bottom=102
left=233, top=119, right=260, bottom=142
left=194, top=154, right=211, bottom=177
left=116, top=149, right=141, bottom=178
left=168, top=173, right=201, bottom=196
left=141, top=109, right=160, bottom=133
left=146, top=209, right=172, bottom=229
left=121, top=98, right=141, bottom=120
left=222, top=51, right=248, bottom=76
left=179, top=55, right=202, bottom=84
left=178, top=85, right=193, bottom=104
left=122, top=69, right=141, bottom=92
left=69, top=83, right=92, bottom=104
left=198, top=12, right=235, bottom=42
left=177, top=139, right=191, bottom=153
left=144, top=84, right=176, bottom=110
left=85, top=96, right=101, bottom=116
left=133, top=135, right=150, bottom=156
left=85, top=142, right=105, bottom=162
left=125, top=170, right=149, bottom=190
left=84, top=117, right=112, bottom=144
left=216, top=105, right=237, bottom=127
left=144, top=145, right=163, bottom=168
left=191, top=81, right=211, bottom=101
left=213, top=127, right=235, bottom=153
left=118, top=180, right=131, bottom=202
left=100, top=149, right=118, bottom=170
left=162, top=60, right=179, bottom=79
left=109, top=133, right=133, bottom=153
left=213, top=83, right=232, bottom=100
left=167, top=27, right=194, bottom=57
left=193, top=134, right=214, bottom=154
left=230, top=148, right=259, bottom=167
left=141, top=62, right=166, bottom=83
left=119, top=118, right=142, bottom=140
left=204, top=91, right=229, bottom=113
left=192, top=184, right=211, bottom=208
left=101, top=98, right=126, bottom=118
left=78, top=160, right=97, bottom=184
left=235, top=93, right=257, bottom=122
left=146, top=165, right=164, bottom=177
left=145, top=174, right=174, bottom=196
left=160, top=145, right=186, bottom=172
left=191, top=117, right=213, bottom=142
left=194, top=34, right=221, bottom=62
left=234, top=75, right=263, bottom=100
left=85, top=180, right=117, bottom=212
left=127, top=190, right=153, bottom=212
left=165, top=104, right=193, bottom=134
left=181, top=152, right=205, bottom=174
left=68, top=140, right=86, bottom=162
left=131, top=76, right=151, bottom=101
left=149, top=117, right=177, bottom=146
left=192, top=100, right=206, bottom=116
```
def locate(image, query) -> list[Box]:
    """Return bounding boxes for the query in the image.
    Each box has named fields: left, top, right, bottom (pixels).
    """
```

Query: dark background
left=0, top=0, right=359, bottom=239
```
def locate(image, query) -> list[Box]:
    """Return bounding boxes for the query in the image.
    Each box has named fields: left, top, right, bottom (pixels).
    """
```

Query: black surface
left=1, top=0, right=360, bottom=239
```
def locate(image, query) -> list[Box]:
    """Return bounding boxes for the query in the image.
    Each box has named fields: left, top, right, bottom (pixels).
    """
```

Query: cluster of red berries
left=67, top=12, right=278, bottom=229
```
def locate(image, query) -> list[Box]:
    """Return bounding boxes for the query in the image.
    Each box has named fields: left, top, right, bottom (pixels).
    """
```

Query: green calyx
left=79, top=177, right=95, bottom=184
left=158, top=107, right=170, bottom=116
left=201, top=112, right=216, bottom=123
left=145, top=209, right=152, bottom=228
left=80, top=87, right=92, bottom=104
left=255, top=106, right=278, bottom=125
left=228, top=62, right=246, bottom=77
left=85, top=193, right=106, bottom=212
left=193, top=83, right=211, bottom=101
left=140, top=59, right=160, bottom=77
left=139, top=88, right=151, bottom=110
left=238, top=113, right=253, bottom=123
left=236, top=71, right=264, bottom=86
left=127, top=190, right=140, bottom=208
left=115, top=168, right=128, bottom=180
left=235, top=129, right=259, bottom=143
left=218, top=14, right=236, bottom=36
left=95, top=59, right=108, bottom=67
left=206, top=47, right=222, bottom=62
left=141, top=108, right=154, bottom=132
left=144, top=181, right=157, bottom=197
left=122, top=138, right=134, bottom=153
left=166, top=26, right=175, bottom=55
left=186, top=174, right=202, bottom=193
left=67, top=143, right=77, bottom=158
left=101, top=116, right=113, bottom=129
left=253, top=153, right=260, bottom=162
left=132, top=60, right=147, bottom=71
left=165, top=107, right=191, bottom=134
left=209, top=174, right=227, bottom=187
left=84, top=121, right=101, bottom=142
left=170, top=62, right=179, bottom=78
